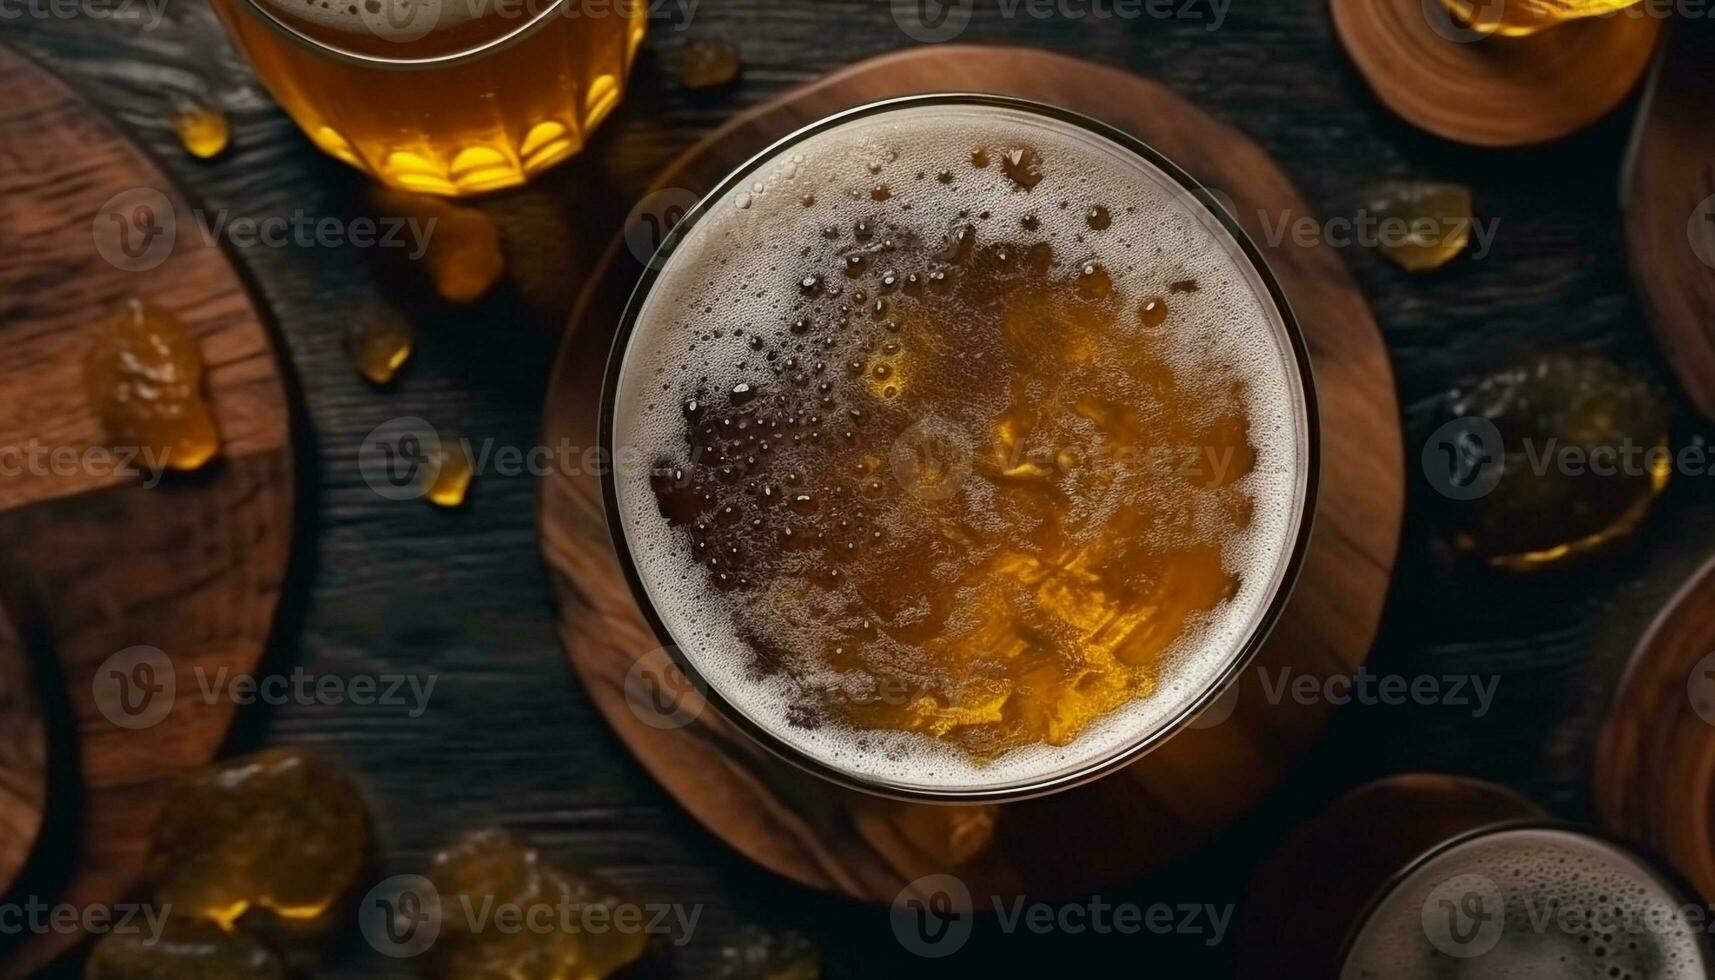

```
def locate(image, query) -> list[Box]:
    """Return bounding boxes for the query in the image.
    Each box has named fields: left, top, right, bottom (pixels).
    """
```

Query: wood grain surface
left=6, top=1, right=1715, bottom=975
left=0, top=45, right=296, bottom=978
left=541, top=45, right=1403, bottom=903
left=1236, top=774, right=1544, bottom=979
left=1330, top=0, right=1659, bottom=147
left=1594, top=550, right=1715, bottom=904
left=1622, top=15, right=1715, bottom=423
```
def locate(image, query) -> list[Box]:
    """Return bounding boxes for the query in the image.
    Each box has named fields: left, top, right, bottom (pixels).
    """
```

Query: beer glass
left=1339, top=822, right=1715, bottom=978
left=601, top=95, right=1319, bottom=803
left=1443, top=0, right=1644, bottom=36
left=208, top=0, right=647, bottom=195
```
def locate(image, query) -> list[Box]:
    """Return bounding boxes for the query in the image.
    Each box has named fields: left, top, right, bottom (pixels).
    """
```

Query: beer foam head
left=1341, top=827, right=1711, bottom=980
left=610, top=101, right=1311, bottom=796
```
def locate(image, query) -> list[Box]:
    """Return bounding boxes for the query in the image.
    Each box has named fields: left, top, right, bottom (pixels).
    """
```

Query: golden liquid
left=652, top=206, right=1258, bottom=760
left=1442, top=0, right=1641, bottom=36
left=208, top=0, right=646, bottom=195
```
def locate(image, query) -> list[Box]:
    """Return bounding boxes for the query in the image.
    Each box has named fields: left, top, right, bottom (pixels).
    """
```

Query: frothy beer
left=1341, top=827, right=1711, bottom=979
left=610, top=101, right=1312, bottom=795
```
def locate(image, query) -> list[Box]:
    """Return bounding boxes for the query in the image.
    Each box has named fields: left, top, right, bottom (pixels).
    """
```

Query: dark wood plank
left=6, top=2, right=1715, bottom=975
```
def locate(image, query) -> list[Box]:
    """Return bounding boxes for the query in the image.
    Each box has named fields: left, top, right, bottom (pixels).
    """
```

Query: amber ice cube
left=172, top=96, right=231, bottom=160
left=425, top=431, right=474, bottom=508
left=1438, top=352, right=1671, bottom=569
left=85, top=916, right=286, bottom=980
left=424, top=828, right=647, bottom=980
left=84, top=299, right=221, bottom=473
left=1364, top=181, right=1473, bottom=272
left=345, top=309, right=415, bottom=385
left=147, top=748, right=371, bottom=931
left=714, top=924, right=822, bottom=980
left=680, top=38, right=742, bottom=89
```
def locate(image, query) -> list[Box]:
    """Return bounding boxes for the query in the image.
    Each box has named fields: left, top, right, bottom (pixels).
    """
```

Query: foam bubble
left=611, top=103, right=1311, bottom=795
left=1342, top=828, right=1710, bottom=980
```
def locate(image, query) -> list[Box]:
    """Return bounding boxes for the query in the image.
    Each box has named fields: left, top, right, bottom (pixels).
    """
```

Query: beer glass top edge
left=599, top=93, right=1321, bottom=804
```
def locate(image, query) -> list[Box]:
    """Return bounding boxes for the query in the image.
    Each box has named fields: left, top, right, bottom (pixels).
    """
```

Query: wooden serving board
left=0, top=45, right=296, bottom=976
left=1236, top=775, right=1545, bottom=979
left=1594, top=551, right=1715, bottom=903
left=1622, top=15, right=1715, bottom=423
left=1330, top=0, right=1660, bottom=147
left=540, top=45, right=1404, bottom=903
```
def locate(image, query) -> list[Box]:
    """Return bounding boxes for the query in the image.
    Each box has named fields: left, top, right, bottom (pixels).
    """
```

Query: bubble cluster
left=612, top=104, right=1308, bottom=794
left=1342, top=828, right=1710, bottom=980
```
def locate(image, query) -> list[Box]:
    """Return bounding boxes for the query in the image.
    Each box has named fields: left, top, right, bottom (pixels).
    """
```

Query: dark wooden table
left=10, top=2, right=1714, bottom=975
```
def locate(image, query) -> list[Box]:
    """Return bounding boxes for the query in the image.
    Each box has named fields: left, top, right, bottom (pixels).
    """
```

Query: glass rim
left=598, top=93, right=1323, bottom=805
left=229, top=0, right=578, bottom=68
left=1334, top=818, right=1715, bottom=973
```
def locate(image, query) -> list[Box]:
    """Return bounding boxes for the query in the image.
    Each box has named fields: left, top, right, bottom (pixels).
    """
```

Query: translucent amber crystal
left=371, top=189, right=504, bottom=303
left=1443, top=0, right=1641, bottom=36
left=425, top=432, right=474, bottom=508
left=84, top=917, right=286, bottom=980
left=1366, top=181, right=1473, bottom=272
left=1441, top=352, right=1671, bottom=569
left=346, top=310, right=415, bottom=385
left=173, top=97, right=231, bottom=160
left=147, top=748, right=370, bottom=930
left=714, top=925, right=822, bottom=980
left=84, top=300, right=221, bottom=472
left=680, top=38, right=741, bottom=89
left=425, top=828, right=647, bottom=980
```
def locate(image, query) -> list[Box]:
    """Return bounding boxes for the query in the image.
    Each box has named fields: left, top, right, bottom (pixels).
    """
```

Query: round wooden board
left=0, top=45, right=296, bottom=976
left=540, top=45, right=1404, bottom=903
left=1236, top=774, right=1544, bottom=979
left=1330, top=0, right=1660, bottom=147
left=1623, top=17, right=1715, bottom=423
left=1594, top=551, right=1715, bottom=903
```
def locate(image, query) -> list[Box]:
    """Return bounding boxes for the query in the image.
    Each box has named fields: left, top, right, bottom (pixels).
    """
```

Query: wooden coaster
left=1623, top=17, right=1715, bottom=423
left=1236, top=774, right=1545, bottom=979
left=0, top=602, right=45, bottom=899
left=1594, top=551, right=1715, bottom=903
left=1330, top=0, right=1660, bottom=147
left=0, top=45, right=296, bottom=975
left=540, top=45, right=1403, bottom=903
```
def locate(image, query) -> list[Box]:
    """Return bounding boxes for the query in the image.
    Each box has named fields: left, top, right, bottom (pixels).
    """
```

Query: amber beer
left=208, top=0, right=647, bottom=195
left=605, top=97, right=1315, bottom=801
left=1442, top=0, right=1643, bottom=36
